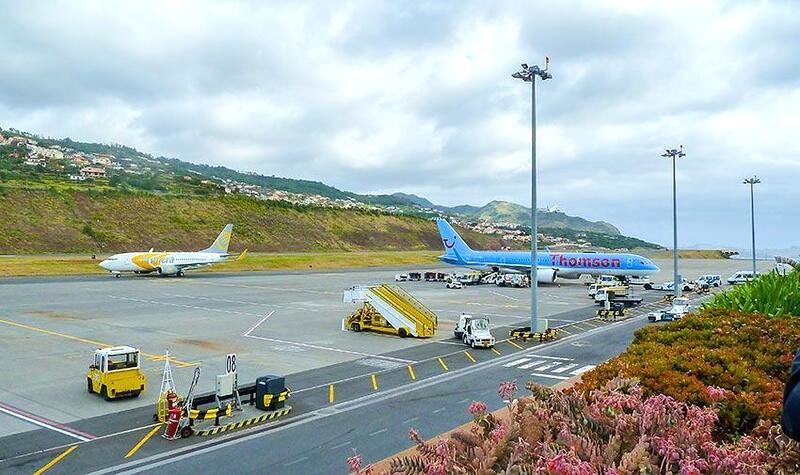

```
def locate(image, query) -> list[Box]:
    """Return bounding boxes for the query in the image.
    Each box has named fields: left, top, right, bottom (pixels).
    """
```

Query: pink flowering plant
left=383, top=378, right=800, bottom=474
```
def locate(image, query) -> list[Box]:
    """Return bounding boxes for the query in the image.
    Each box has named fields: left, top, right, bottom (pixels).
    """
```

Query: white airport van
left=728, top=271, right=758, bottom=285
left=695, top=274, right=722, bottom=287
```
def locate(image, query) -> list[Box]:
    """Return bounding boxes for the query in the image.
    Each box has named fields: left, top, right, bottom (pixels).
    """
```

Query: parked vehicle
left=593, top=274, right=623, bottom=287
left=728, top=270, right=758, bottom=285
left=459, top=273, right=482, bottom=285
left=446, top=281, right=463, bottom=289
left=500, top=274, right=529, bottom=288
left=454, top=313, right=472, bottom=339
left=408, top=272, right=422, bottom=281
left=655, top=279, right=695, bottom=292
left=664, top=297, right=692, bottom=319
left=87, top=346, right=146, bottom=400
left=394, top=273, right=409, bottom=282
left=460, top=316, right=495, bottom=349
left=626, top=275, right=654, bottom=288
left=648, top=297, right=693, bottom=322
left=594, top=285, right=642, bottom=307
left=695, top=274, right=722, bottom=287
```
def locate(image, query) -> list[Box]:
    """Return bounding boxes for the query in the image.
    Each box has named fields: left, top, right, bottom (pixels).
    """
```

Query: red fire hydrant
left=166, top=391, right=178, bottom=410
left=163, top=405, right=183, bottom=440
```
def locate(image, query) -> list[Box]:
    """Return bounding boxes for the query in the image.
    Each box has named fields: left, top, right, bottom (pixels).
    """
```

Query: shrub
left=577, top=308, right=800, bottom=435
left=369, top=378, right=800, bottom=474
left=703, top=271, right=800, bottom=317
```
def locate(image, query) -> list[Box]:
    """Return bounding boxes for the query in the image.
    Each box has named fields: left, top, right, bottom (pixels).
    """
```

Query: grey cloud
left=0, top=0, right=798, bottom=249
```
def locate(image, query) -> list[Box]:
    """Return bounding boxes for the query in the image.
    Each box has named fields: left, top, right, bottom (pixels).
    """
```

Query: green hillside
left=0, top=188, right=499, bottom=254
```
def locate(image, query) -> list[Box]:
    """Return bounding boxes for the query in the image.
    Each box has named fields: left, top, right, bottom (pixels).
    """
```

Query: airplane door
left=627, top=257, right=633, bottom=268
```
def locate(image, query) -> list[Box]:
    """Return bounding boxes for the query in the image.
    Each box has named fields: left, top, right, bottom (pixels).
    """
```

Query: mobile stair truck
left=344, top=284, right=438, bottom=337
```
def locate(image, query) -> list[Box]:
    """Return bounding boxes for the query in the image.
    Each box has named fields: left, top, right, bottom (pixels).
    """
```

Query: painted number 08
left=226, top=353, right=237, bottom=374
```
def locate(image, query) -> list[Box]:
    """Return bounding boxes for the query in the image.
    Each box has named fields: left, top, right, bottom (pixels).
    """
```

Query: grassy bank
left=645, top=249, right=730, bottom=259
left=0, top=250, right=441, bottom=277
left=0, top=188, right=499, bottom=254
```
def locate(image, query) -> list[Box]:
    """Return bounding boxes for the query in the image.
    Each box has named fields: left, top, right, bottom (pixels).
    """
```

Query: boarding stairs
left=343, top=284, right=438, bottom=337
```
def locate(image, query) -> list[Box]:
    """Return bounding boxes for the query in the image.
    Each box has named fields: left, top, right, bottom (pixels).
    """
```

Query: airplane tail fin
left=436, top=219, right=473, bottom=261
left=203, top=224, right=234, bottom=254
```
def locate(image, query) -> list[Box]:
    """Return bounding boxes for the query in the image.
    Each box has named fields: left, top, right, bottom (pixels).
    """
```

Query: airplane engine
left=536, top=268, right=557, bottom=284
left=157, top=264, right=180, bottom=276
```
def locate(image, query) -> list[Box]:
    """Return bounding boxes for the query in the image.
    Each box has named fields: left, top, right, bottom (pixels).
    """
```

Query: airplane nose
left=99, top=260, right=111, bottom=270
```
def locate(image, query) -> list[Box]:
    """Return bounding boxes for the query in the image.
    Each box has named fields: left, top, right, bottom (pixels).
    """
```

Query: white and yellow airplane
left=98, top=224, right=246, bottom=278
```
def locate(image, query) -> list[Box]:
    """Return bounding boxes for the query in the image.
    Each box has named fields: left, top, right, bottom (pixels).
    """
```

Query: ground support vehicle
left=695, top=274, right=722, bottom=287
left=345, top=303, right=404, bottom=336
left=344, top=285, right=437, bottom=337
left=394, top=273, right=408, bottom=282
left=87, top=346, right=146, bottom=400
left=594, top=286, right=642, bottom=307
left=408, top=272, right=422, bottom=281
left=626, top=275, right=654, bottom=288
left=459, top=316, right=495, bottom=348
left=446, top=281, right=463, bottom=289
left=655, top=279, right=696, bottom=292
left=649, top=297, right=692, bottom=322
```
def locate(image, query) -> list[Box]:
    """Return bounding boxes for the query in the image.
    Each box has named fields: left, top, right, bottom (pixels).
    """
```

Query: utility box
left=216, top=373, right=235, bottom=397
left=256, top=375, right=286, bottom=411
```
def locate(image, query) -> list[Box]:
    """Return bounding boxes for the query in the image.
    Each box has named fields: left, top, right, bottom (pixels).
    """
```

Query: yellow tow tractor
left=87, top=346, right=147, bottom=400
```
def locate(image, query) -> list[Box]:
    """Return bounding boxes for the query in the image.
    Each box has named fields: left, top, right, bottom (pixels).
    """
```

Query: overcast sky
left=1, top=1, right=798, bottom=249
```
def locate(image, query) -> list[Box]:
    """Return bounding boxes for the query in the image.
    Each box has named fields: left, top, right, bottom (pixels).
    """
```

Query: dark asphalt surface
left=0, top=288, right=696, bottom=475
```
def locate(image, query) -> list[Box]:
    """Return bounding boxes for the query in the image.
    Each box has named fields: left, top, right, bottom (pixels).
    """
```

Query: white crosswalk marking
left=533, top=362, right=561, bottom=371
left=570, top=364, right=596, bottom=376
left=502, top=358, right=530, bottom=368
left=518, top=360, right=547, bottom=369
left=551, top=363, right=578, bottom=374
left=533, top=355, right=573, bottom=361
left=529, top=372, right=569, bottom=380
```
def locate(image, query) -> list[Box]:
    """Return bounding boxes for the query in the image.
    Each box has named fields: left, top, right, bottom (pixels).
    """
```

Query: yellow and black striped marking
left=188, top=404, right=233, bottom=421
left=508, top=327, right=560, bottom=342
left=261, top=389, right=291, bottom=408
left=194, top=407, right=293, bottom=436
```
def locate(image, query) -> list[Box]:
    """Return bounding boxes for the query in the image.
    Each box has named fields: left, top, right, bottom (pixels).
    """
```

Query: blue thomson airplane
left=436, top=219, right=660, bottom=283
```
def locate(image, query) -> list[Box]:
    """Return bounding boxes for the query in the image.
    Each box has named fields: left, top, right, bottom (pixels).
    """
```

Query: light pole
left=743, top=176, right=760, bottom=277
left=661, top=145, right=685, bottom=298
left=512, top=59, right=552, bottom=332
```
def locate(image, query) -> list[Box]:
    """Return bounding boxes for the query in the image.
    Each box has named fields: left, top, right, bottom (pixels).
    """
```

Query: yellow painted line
left=33, top=445, right=77, bottom=475
left=124, top=424, right=162, bottom=459
left=507, top=340, right=523, bottom=350
left=370, top=374, right=379, bottom=391
left=437, top=357, right=449, bottom=371
left=328, top=384, right=335, bottom=403
left=0, top=318, right=196, bottom=367
left=407, top=365, right=416, bottom=381
left=463, top=350, right=476, bottom=363
left=491, top=348, right=501, bottom=356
